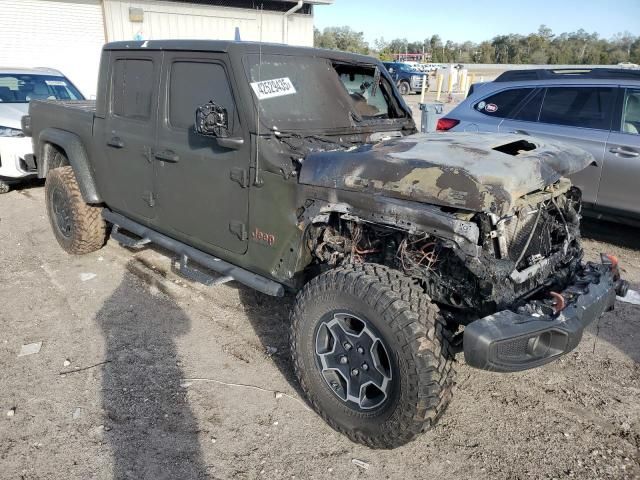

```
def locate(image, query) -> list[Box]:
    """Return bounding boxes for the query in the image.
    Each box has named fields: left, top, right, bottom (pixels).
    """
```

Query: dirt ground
left=1, top=182, right=639, bottom=480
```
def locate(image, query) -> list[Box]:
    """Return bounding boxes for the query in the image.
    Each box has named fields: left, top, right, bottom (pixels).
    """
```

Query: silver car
left=440, top=68, right=640, bottom=225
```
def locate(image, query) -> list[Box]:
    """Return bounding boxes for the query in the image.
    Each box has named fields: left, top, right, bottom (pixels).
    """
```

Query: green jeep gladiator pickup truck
left=24, top=40, right=627, bottom=448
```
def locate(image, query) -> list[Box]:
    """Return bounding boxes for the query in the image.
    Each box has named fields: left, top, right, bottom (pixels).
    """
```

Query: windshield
left=243, top=54, right=406, bottom=131
left=0, top=74, right=83, bottom=103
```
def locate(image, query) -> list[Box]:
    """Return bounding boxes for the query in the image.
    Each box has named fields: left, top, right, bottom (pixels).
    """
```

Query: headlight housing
left=0, top=126, right=24, bottom=137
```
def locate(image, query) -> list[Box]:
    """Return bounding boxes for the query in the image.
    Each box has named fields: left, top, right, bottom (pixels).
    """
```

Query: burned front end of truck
left=241, top=49, right=624, bottom=376
left=297, top=133, right=626, bottom=372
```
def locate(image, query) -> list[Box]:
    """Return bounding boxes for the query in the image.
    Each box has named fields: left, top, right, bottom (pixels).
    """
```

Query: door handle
left=512, top=129, right=529, bottom=136
left=154, top=149, right=180, bottom=163
left=107, top=136, right=124, bottom=148
left=609, top=146, right=639, bottom=157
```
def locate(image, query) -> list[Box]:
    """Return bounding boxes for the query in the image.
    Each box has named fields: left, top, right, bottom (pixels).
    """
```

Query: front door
left=154, top=52, right=250, bottom=254
left=598, top=87, right=640, bottom=216
left=102, top=52, right=160, bottom=220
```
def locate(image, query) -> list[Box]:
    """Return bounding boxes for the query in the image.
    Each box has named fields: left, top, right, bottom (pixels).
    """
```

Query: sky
left=314, top=0, right=640, bottom=45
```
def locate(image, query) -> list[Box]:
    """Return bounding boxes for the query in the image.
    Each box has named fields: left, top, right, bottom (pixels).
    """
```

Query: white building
left=0, top=0, right=333, bottom=97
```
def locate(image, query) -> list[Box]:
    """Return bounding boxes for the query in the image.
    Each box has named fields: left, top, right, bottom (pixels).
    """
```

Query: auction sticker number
left=250, top=77, right=296, bottom=100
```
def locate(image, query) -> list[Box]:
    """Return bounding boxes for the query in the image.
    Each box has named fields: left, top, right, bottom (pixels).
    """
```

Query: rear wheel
left=45, top=166, right=106, bottom=255
left=290, top=263, right=455, bottom=448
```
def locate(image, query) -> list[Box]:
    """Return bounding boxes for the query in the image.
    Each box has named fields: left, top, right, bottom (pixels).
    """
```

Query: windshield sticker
left=45, top=80, right=67, bottom=87
left=484, top=103, right=498, bottom=113
left=477, top=101, right=486, bottom=110
left=250, top=77, right=296, bottom=100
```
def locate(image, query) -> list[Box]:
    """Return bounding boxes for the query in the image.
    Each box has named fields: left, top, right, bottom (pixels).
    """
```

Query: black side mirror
left=195, top=101, right=230, bottom=138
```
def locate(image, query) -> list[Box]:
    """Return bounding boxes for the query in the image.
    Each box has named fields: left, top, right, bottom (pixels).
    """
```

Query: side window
left=511, top=89, right=544, bottom=122
left=111, top=59, right=154, bottom=120
left=169, top=61, right=235, bottom=130
left=539, top=86, right=615, bottom=130
left=621, top=89, right=640, bottom=135
left=474, top=88, right=533, bottom=118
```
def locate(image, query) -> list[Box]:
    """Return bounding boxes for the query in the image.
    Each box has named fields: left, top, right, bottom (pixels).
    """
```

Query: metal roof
left=496, top=68, right=640, bottom=82
left=103, top=39, right=375, bottom=63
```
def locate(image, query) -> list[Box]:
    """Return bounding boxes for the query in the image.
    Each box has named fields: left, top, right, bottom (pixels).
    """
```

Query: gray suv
left=441, top=69, right=640, bottom=224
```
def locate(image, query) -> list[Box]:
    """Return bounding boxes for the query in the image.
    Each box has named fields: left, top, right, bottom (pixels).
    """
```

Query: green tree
left=321, top=24, right=639, bottom=66
left=314, top=26, right=369, bottom=54
left=430, top=35, right=443, bottom=62
left=630, top=38, right=640, bottom=63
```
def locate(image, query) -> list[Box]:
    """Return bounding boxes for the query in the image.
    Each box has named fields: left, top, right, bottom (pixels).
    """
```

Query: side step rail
left=102, top=209, right=285, bottom=297
left=111, top=225, right=152, bottom=249
left=178, top=253, right=233, bottom=287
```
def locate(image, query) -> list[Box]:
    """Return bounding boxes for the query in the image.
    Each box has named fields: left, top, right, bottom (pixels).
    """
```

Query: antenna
left=254, top=3, right=264, bottom=186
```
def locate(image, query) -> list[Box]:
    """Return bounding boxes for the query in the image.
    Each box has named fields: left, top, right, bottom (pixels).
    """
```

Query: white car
left=0, top=67, right=84, bottom=193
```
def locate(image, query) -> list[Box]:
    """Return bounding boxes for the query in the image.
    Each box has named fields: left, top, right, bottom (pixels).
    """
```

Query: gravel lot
left=1, top=177, right=639, bottom=479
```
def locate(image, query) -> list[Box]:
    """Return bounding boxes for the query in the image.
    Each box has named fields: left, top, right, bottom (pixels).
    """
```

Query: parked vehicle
left=0, top=67, right=83, bottom=193
left=440, top=68, right=640, bottom=225
left=382, top=61, right=428, bottom=95
left=25, top=41, right=625, bottom=448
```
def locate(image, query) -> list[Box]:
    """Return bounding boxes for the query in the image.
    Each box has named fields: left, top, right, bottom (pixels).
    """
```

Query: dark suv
left=24, top=41, right=624, bottom=448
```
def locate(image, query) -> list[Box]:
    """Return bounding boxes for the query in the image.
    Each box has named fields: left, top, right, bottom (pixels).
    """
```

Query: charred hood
left=299, top=133, right=593, bottom=215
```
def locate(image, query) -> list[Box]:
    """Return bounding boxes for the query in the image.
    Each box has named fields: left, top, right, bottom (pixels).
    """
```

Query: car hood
left=299, top=132, right=593, bottom=215
left=0, top=103, right=28, bottom=129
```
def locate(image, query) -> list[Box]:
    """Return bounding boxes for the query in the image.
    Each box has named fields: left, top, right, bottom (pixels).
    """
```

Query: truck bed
left=28, top=100, right=97, bottom=158
left=32, top=99, right=96, bottom=112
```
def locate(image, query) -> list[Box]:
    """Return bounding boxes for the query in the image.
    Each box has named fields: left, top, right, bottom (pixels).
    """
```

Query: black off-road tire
left=398, top=81, right=411, bottom=95
left=290, top=263, right=455, bottom=448
left=45, top=166, right=106, bottom=255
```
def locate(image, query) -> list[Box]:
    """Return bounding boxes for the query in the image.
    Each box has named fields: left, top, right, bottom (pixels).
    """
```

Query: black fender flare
left=37, top=128, right=101, bottom=203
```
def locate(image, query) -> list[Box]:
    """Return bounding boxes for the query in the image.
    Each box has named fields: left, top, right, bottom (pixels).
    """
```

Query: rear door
left=598, top=87, right=640, bottom=216
left=101, top=52, right=160, bottom=220
left=470, top=86, right=536, bottom=132
left=500, top=85, right=615, bottom=206
left=154, top=51, right=250, bottom=254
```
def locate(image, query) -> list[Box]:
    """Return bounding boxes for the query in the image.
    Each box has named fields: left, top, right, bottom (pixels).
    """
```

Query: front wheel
left=398, top=81, right=411, bottom=95
left=290, top=264, right=455, bottom=448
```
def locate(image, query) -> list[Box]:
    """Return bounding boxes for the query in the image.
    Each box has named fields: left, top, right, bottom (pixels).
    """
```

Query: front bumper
left=463, top=259, right=622, bottom=372
left=410, top=76, right=428, bottom=92
left=0, top=136, right=35, bottom=180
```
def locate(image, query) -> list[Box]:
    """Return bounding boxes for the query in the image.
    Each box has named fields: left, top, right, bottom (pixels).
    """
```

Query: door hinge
left=143, top=190, right=155, bottom=207
left=229, top=221, right=248, bottom=241
left=230, top=167, right=249, bottom=188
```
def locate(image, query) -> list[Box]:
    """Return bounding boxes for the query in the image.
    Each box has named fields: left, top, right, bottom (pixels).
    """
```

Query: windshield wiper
left=350, top=110, right=363, bottom=123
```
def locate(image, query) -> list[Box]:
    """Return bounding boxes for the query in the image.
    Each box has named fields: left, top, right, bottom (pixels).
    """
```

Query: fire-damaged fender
left=297, top=185, right=481, bottom=258
left=36, top=128, right=101, bottom=203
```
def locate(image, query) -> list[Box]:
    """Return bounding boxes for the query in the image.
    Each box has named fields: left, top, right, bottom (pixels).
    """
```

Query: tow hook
left=549, top=291, right=565, bottom=314
left=601, top=253, right=629, bottom=297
